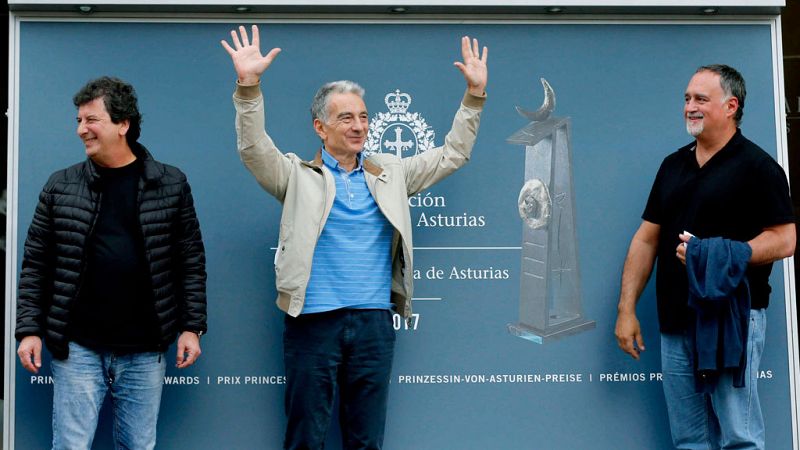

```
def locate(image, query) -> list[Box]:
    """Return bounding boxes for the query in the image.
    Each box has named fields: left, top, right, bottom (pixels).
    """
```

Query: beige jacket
left=233, top=83, right=485, bottom=317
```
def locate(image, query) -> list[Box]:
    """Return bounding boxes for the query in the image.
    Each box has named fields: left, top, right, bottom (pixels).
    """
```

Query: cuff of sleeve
left=15, top=331, right=42, bottom=341
left=235, top=82, right=262, bottom=100
left=462, top=90, right=487, bottom=109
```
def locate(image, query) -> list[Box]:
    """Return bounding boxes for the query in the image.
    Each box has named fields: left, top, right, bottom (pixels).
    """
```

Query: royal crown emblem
left=365, top=89, right=436, bottom=157
left=385, top=90, right=411, bottom=113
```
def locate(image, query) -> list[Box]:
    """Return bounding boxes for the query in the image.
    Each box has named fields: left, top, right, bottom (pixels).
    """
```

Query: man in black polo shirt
left=614, top=65, right=794, bottom=449
left=15, top=76, right=207, bottom=449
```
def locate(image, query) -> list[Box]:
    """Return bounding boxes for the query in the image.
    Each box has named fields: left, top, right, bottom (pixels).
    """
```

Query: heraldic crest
left=365, top=89, right=436, bottom=157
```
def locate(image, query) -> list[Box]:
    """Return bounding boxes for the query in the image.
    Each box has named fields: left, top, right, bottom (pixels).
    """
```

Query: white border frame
left=4, top=0, right=786, bottom=7
left=4, top=12, right=21, bottom=450
left=772, top=14, right=800, bottom=450
left=3, top=11, right=794, bottom=450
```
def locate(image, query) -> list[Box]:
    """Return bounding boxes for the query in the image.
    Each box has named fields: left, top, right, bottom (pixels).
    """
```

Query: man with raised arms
left=221, top=25, right=487, bottom=450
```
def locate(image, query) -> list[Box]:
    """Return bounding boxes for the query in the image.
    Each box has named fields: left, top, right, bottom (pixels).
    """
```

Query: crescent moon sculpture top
left=515, top=78, right=556, bottom=122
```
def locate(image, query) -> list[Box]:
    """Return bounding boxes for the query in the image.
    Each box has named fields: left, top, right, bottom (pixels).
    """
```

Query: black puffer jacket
left=15, top=143, right=207, bottom=359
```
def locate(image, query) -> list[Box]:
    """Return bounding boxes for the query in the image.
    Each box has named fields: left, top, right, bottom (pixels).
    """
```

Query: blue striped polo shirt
left=301, top=148, right=394, bottom=314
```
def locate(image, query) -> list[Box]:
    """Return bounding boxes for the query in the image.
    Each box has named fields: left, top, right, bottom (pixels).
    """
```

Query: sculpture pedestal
left=508, top=319, right=596, bottom=344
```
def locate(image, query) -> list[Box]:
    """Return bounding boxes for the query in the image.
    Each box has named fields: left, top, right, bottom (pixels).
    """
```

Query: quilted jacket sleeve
left=176, top=178, right=208, bottom=335
left=15, top=183, right=55, bottom=339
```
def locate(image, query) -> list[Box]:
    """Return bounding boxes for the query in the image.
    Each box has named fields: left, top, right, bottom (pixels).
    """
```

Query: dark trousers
left=283, top=308, right=396, bottom=450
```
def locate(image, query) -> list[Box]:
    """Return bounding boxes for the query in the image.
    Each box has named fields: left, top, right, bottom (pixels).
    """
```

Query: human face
left=684, top=70, right=737, bottom=138
left=314, top=92, right=368, bottom=159
left=76, top=97, right=129, bottom=164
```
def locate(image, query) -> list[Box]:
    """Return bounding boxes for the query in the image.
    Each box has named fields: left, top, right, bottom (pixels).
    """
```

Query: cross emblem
left=384, top=126, right=414, bottom=157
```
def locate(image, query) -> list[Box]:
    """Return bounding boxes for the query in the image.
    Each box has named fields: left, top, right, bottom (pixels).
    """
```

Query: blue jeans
left=661, top=308, right=766, bottom=450
left=283, top=308, right=396, bottom=450
left=51, top=342, right=167, bottom=450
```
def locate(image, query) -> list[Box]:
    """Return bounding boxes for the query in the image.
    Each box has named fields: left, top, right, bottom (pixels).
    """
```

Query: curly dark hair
left=73, top=76, right=142, bottom=144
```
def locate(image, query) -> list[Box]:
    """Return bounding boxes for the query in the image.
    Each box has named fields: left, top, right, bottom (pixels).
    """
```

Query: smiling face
left=76, top=97, right=130, bottom=166
left=684, top=70, right=738, bottom=138
left=313, top=92, right=369, bottom=161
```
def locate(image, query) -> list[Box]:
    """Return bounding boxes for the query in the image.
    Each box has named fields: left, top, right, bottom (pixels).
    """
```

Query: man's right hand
left=220, top=25, right=281, bottom=86
left=18, top=335, right=43, bottom=374
left=615, top=311, right=645, bottom=360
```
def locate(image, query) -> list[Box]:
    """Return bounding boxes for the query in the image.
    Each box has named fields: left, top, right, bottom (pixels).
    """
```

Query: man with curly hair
left=15, top=76, right=207, bottom=450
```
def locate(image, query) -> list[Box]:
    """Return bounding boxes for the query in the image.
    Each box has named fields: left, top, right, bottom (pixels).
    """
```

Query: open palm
left=454, top=36, right=488, bottom=96
left=221, top=25, right=281, bottom=85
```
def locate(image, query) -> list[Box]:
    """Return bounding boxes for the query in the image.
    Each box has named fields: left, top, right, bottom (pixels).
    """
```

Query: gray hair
left=310, top=80, right=365, bottom=123
left=696, top=64, right=746, bottom=125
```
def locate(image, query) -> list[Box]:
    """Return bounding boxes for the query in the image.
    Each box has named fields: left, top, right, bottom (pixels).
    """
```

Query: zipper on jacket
left=136, top=180, right=160, bottom=342
left=74, top=190, right=102, bottom=301
left=136, top=185, right=156, bottom=286
left=365, top=174, right=404, bottom=271
left=364, top=172, right=411, bottom=318
left=310, top=167, right=330, bottom=261
left=293, top=165, right=330, bottom=313
left=318, top=167, right=329, bottom=238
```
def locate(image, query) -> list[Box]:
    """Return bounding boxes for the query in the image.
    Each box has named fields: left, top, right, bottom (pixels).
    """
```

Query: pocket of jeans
left=383, top=310, right=397, bottom=343
left=749, top=309, right=765, bottom=333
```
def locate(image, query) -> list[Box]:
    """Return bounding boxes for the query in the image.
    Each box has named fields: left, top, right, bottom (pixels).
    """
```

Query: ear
left=725, top=97, right=739, bottom=120
left=118, top=119, right=130, bottom=137
left=313, top=119, right=327, bottom=141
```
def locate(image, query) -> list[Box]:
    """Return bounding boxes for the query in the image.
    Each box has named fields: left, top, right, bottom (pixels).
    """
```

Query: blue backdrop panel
left=13, top=20, right=789, bottom=449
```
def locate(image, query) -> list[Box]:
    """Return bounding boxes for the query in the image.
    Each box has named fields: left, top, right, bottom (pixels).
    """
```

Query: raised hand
left=220, top=25, right=281, bottom=85
left=453, top=36, right=488, bottom=97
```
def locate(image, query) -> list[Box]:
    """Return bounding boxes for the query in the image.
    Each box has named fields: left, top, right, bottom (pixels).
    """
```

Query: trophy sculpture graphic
left=507, top=78, right=595, bottom=344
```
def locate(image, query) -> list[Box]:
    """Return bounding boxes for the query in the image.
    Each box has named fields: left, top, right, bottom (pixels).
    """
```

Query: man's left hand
left=454, top=36, right=488, bottom=97
left=176, top=331, right=202, bottom=369
left=675, top=231, right=692, bottom=265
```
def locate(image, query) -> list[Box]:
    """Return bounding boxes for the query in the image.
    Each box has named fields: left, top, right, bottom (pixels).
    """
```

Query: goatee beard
left=686, top=120, right=703, bottom=137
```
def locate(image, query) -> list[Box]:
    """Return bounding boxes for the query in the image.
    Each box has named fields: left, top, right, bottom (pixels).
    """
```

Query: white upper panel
left=5, top=0, right=785, bottom=6
left=6, top=0, right=785, bottom=15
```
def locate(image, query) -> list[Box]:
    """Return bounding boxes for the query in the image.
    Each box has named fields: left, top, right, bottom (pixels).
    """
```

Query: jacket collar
left=85, top=142, right=162, bottom=189
left=363, top=159, right=383, bottom=177
left=307, top=149, right=324, bottom=169
left=305, top=149, right=384, bottom=177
